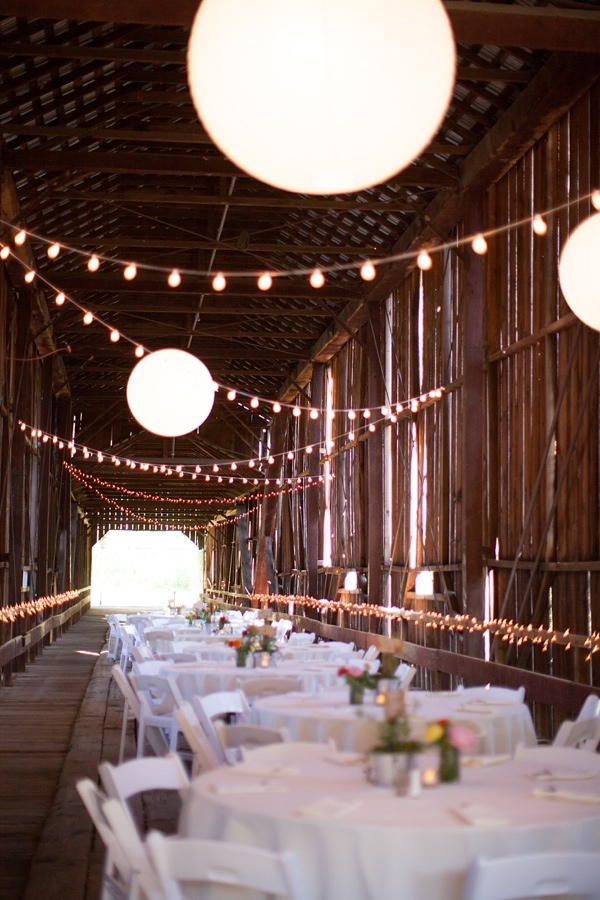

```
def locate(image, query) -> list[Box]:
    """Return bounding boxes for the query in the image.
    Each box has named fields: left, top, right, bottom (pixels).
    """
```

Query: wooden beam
left=1, top=2, right=600, bottom=51
left=49, top=235, right=382, bottom=256
left=6, top=151, right=457, bottom=187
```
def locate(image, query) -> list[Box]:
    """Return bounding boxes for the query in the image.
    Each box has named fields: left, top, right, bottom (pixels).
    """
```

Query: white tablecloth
left=250, top=688, right=538, bottom=756
left=133, top=659, right=340, bottom=697
left=181, top=742, right=600, bottom=900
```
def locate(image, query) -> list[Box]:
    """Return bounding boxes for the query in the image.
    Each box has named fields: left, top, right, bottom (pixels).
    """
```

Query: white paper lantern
left=558, top=213, right=600, bottom=332
left=127, top=349, right=215, bottom=436
left=187, top=0, right=455, bottom=195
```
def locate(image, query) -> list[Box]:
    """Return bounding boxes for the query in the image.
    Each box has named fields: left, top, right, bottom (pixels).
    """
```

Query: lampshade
left=558, top=212, right=600, bottom=332
left=187, top=0, right=455, bottom=195
left=127, top=349, right=215, bottom=437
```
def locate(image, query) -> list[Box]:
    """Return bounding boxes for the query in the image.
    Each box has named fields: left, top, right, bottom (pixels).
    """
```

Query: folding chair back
left=463, top=851, right=600, bottom=900
left=146, top=831, right=310, bottom=900
left=174, top=702, right=221, bottom=776
left=238, top=675, right=303, bottom=702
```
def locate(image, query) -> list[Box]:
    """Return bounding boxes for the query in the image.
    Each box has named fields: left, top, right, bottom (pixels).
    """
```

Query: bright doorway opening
left=91, top=530, right=203, bottom=609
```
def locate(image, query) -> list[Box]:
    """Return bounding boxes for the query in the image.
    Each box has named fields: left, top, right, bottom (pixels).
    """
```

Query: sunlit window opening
left=91, top=530, right=202, bottom=609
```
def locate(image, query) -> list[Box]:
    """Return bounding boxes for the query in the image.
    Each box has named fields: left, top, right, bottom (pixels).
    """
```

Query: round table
left=250, top=688, right=538, bottom=755
left=134, top=659, right=342, bottom=697
left=180, top=742, right=600, bottom=900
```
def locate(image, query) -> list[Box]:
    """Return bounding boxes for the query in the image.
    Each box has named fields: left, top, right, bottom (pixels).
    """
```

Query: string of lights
left=246, top=593, right=600, bottom=660
left=0, top=590, right=82, bottom=622
left=2, top=189, right=598, bottom=417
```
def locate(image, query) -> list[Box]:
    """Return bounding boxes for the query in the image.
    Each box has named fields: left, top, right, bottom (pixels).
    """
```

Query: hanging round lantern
left=127, top=349, right=216, bottom=437
left=558, top=212, right=600, bottom=332
left=187, top=0, right=455, bottom=195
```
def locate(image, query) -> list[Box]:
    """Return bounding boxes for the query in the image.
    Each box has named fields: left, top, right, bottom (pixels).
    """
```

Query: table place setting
left=531, top=786, right=600, bottom=804
left=450, top=802, right=512, bottom=827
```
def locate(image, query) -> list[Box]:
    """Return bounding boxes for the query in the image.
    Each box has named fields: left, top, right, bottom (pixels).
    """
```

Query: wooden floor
left=0, top=608, right=178, bottom=900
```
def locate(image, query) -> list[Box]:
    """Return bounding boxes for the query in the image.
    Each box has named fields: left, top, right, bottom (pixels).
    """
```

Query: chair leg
left=119, top=700, right=130, bottom=764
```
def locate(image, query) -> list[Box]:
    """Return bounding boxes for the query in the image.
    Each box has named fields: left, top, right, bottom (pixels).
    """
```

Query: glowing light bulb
left=348, top=431, right=355, bottom=441
left=0, top=246, right=10, bottom=260
left=83, top=311, right=94, bottom=325
left=292, top=406, right=301, bottom=417
left=212, top=272, right=226, bottom=291
left=250, top=396, right=259, bottom=408
left=47, top=242, right=61, bottom=259
left=87, top=254, right=100, bottom=272
left=258, top=272, right=273, bottom=291
left=14, top=229, right=26, bottom=246
left=168, top=269, right=181, bottom=288
left=309, top=269, right=325, bottom=288
left=471, top=234, right=488, bottom=255
left=272, top=402, right=281, bottom=413
left=592, top=190, right=600, bottom=211
left=348, top=410, right=356, bottom=420
left=24, top=270, right=35, bottom=283
left=135, top=345, right=145, bottom=358
left=532, top=215, right=547, bottom=236
left=363, top=409, right=371, bottom=418
left=309, top=409, right=319, bottom=419
left=110, top=329, right=120, bottom=342
left=417, top=250, right=433, bottom=270
left=227, top=390, right=236, bottom=401
left=360, top=261, right=376, bottom=281
left=123, top=263, right=137, bottom=281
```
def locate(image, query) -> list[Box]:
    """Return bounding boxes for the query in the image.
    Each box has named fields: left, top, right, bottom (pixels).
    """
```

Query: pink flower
left=448, top=724, right=477, bottom=752
left=346, top=665, right=364, bottom=679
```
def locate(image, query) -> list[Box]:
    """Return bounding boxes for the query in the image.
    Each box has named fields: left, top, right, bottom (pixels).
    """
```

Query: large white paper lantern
left=187, top=0, right=455, bottom=195
left=127, top=349, right=215, bottom=437
left=558, top=213, right=600, bottom=332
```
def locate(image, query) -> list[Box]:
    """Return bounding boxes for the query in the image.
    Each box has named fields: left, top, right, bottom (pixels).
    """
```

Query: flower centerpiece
left=368, top=709, right=423, bottom=788
left=338, top=663, right=378, bottom=705
left=185, top=606, right=211, bottom=626
left=228, top=624, right=277, bottom=667
left=424, top=719, right=477, bottom=783
left=218, top=614, right=230, bottom=632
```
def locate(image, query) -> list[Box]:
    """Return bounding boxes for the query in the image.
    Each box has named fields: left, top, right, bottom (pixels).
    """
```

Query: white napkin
left=451, top=804, right=511, bottom=826
left=532, top=787, right=600, bottom=804
left=527, top=769, right=596, bottom=782
left=212, top=780, right=288, bottom=795
left=462, top=755, right=511, bottom=768
left=231, top=765, right=300, bottom=778
left=455, top=705, right=494, bottom=715
left=323, top=751, right=366, bottom=767
left=296, top=796, right=363, bottom=819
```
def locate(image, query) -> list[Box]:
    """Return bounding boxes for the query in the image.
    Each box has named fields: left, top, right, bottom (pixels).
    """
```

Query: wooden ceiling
left=1, top=1, right=599, bottom=529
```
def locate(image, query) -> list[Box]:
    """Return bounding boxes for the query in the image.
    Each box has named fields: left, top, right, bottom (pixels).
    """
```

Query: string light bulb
left=14, top=229, right=26, bottom=246
left=24, top=270, right=35, bottom=283
left=592, top=190, right=600, bottom=211
left=168, top=269, right=181, bottom=288
left=47, top=242, right=61, bottom=259
left=0, top=246, right=10, bottom=260
left=212, top=272, right=226, bottom=291
left=83, top=311, right=94, bottom=325
left=134, top=345, right=145, bottom=358
left=471, top=234, right=488, bottom=255
left=417, top=250, right=433, bottom=270
left=123, top=263, right=137, bottom=281
left=360, top=261, right=377, bottom=281
left=227, top=390, right=236, bottom=401
left=309, top=269, right=325, bottom=288
left=55, top=292, right=66, bottom=306
left=110, top=329, right=120, bottom=343
left=87, top=254, right=100, bottom=272
left=532, top=215, right=547, bottom=236
left=257, top=272, right=273, bottom=291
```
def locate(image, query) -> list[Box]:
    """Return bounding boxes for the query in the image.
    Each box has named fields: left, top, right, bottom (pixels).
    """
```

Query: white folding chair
left=129, top=674, right=183, bottom=758
left=287, top=632, right=316, bottom=645
left=112, top=665, right=143, bottom=764
left=214, top=721, right=289, bottom=762
left=275, top=619, right=293, bottom=641
left=119, top=624, right=141, bottom=672
left=463, top=851, right=600, bottom=900
left=106, top=614, right=124, bottom=661
left=362, top=644, right=379, bottom=662
left=143, top=629, right=175, bottom=654
left=101, top=798, right=163, bottom=900
left=132, top=644, right=155, bottom=664
left=146, top=830, right=311, bottom=900
left=551, top=715, right=600, bottom=752
left=456, top=685, right=525, bottom=703
left=76, top=778, right=133, bottom=900
left=237, top=675, right=303, bottom=702
left=173, top=702, right=221, bottom=777
left=576, top=693, right=600, bottom=721
left=193, top=646, right=235, bottom=662
left=514, top=743, right=600, bottom=773
left=191, top=690, right=250, bottom=764
left=395, top=662, right=417, bottom=689
left=99, top=753, right=190, bottom=837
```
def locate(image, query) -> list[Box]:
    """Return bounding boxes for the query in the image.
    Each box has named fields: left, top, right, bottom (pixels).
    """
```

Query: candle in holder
left=422, top=768, right=438, bottom=788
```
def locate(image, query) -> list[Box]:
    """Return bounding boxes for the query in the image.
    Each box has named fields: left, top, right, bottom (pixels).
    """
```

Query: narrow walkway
left=0, top=609, right=128, bottom=900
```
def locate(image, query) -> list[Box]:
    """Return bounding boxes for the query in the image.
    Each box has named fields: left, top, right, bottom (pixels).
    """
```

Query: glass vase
left=349, top=683, right=365, bottom=705
left=438, top=741, right=460, bottom=783
left=235, top=649, right=248, bottom=668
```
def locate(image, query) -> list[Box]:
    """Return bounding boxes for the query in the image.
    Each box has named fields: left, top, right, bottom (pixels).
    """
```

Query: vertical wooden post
left=236, top=505, right=253, bottom=595
left=366, top=302, right=384, bottom=605
left=462, top=191, right=486, bottom=629
left=254, top=408, right=290, bottom=595
left=36, top=357, right=53, bottom=598
left=307, top=364, right=325, bottom=599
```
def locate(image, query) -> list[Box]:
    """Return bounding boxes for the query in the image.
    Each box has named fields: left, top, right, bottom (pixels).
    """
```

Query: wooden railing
left=0, top=589, right=91, bottom=686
